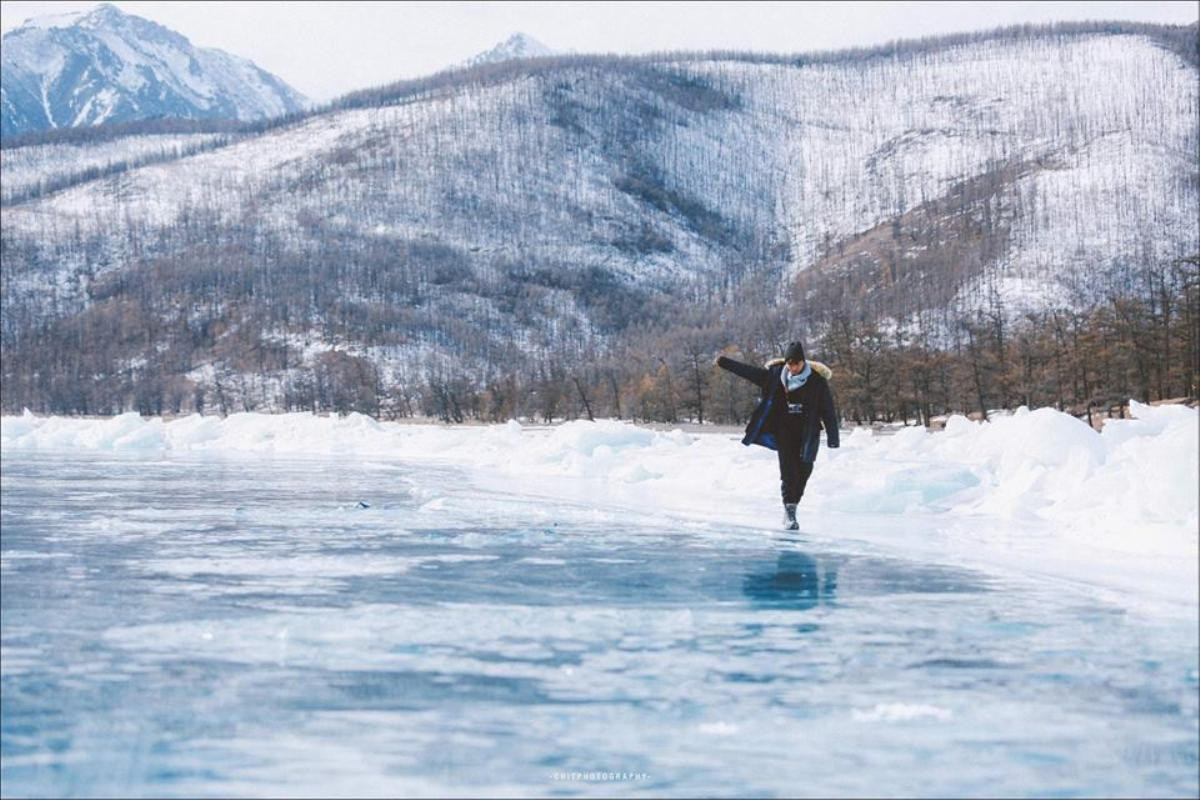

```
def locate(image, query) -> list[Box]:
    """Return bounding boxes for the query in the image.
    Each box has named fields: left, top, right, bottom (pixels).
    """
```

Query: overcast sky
left=2, top=1, right=1196, bottom=101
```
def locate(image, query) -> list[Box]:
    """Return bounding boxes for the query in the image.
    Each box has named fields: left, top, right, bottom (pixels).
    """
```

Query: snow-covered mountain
left=1, top=22, right=1196, bottom=415
left=462, top=33, right=556, bottom=69
left=0, top=3, right=308, bottom=137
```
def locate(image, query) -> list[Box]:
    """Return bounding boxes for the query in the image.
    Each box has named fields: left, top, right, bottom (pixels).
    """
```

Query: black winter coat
left=717, top=356, right=840, bottom=462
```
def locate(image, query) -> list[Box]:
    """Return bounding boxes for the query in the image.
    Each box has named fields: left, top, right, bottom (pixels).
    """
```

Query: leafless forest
left=2, top=21, right=1197, bottom=424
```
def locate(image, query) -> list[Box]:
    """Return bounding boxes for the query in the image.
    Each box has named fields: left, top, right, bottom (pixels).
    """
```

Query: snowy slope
left=0, top=3, right=308, bottom=137
left=1, top=26, right=1196, bottom=401
left=0, top=131, right=231, bottom=203
left=681, top=34, right=1198, bottom=310
left=5, top=32, right=1194, bottom=295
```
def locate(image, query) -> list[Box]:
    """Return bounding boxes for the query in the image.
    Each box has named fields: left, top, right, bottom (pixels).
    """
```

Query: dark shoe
left=783, top=503, right=799, bottom=530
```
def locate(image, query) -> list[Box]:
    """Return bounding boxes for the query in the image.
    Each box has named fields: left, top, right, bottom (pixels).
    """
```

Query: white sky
left=1, top=1, right=1196, bottom=102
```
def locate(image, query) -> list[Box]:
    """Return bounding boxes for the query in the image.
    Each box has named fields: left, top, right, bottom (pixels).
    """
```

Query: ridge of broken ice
left=3, top=402, right=1196, bottom=608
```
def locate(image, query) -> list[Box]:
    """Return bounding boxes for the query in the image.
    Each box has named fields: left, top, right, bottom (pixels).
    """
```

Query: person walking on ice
left=717, top=341, right=840, bottom=530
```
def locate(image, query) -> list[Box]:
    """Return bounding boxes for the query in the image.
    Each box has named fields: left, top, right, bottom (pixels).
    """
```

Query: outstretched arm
left=716, top=355, right=770, bottom=389
left=820, top=379, right=840, bottom=448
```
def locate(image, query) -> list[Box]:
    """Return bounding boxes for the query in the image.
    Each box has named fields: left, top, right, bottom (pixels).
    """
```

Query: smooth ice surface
left=3, top=404, right=1197, bottom=611
left=2, top=450, right=1197, bottom=798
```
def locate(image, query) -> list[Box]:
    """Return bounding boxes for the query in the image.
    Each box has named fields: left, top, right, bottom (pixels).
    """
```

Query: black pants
left=777, top=446, right=814, bottom=505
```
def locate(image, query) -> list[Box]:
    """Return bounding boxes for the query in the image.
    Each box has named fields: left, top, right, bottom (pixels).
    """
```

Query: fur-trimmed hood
left=764, top=358, right=833, bottom=380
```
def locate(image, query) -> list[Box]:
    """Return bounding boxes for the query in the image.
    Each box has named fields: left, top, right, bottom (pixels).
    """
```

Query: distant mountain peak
left=463, top=32, right=556, bottom=68
left=1, top=3, right=308, bottom=137
left=18, top=3, right=125, bottom=31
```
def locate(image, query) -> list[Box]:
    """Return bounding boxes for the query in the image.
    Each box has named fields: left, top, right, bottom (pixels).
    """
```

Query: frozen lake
left=2, top=451, right=1197, bottom=798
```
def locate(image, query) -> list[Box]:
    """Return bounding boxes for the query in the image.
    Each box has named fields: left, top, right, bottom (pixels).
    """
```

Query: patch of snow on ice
left=852, top=704, right=953, bottom=722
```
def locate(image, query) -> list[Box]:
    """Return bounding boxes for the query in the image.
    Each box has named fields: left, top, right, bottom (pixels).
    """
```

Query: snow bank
left=820, top=403, right=1198, bottom=538
left=4, top=403, right=1196, bottom=601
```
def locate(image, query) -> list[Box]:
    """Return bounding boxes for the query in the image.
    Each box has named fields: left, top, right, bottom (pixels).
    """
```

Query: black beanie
left=784, top=341, right=805, bottom=363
